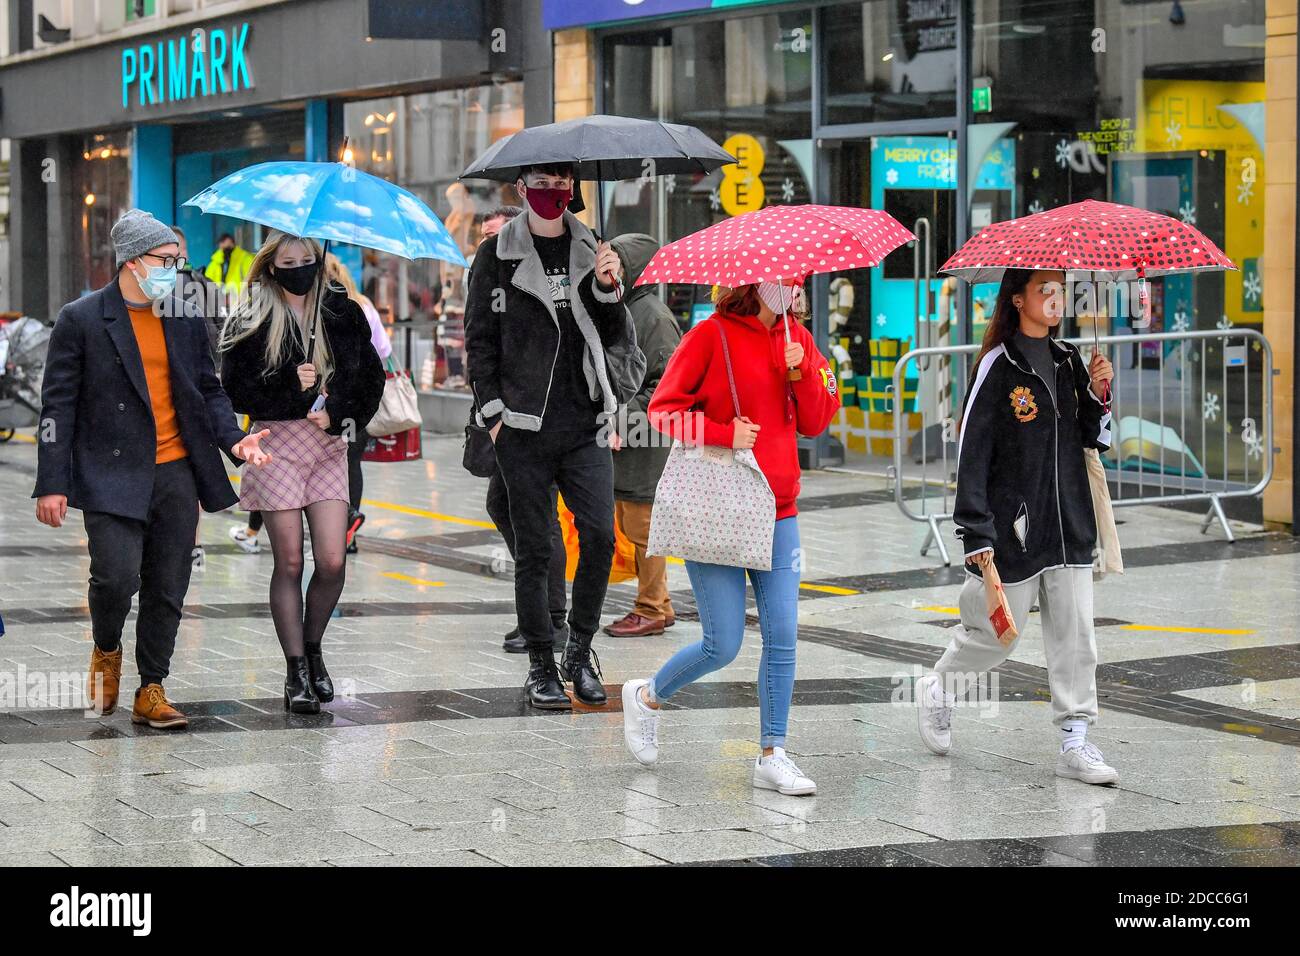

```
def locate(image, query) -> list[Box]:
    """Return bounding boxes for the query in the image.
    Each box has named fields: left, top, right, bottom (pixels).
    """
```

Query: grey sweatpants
left=934, top=566, right=1099, bottom=726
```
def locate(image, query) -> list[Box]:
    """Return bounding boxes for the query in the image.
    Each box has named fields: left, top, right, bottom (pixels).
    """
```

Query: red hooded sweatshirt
left=648, top=308, right=841, bottom=520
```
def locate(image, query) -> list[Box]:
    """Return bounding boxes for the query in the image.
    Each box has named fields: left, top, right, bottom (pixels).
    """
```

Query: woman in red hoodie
left=620, top=281, right=840, bottom=795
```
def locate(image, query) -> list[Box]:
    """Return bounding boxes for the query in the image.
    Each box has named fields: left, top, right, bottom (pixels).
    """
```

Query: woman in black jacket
left=914, top=268, right=1120, bottom=786
left=220, top=231, right=384, bottom=713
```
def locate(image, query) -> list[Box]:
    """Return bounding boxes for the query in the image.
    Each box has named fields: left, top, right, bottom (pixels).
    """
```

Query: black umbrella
left=460, top=114, right=735, bottom=228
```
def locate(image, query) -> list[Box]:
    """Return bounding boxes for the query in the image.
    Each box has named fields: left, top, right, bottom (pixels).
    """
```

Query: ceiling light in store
left=83, top=151, right=91, bottom=160
left=100, top=148, right=112, bottom=159
left=385, top=112, right=396, bottom=124
left=342, top=147, right=355, bottom=163
left=84, top=193, right=95, bottom=206
left=1012, top=23, right=1046, bottom=35
left=881, top=49, right=894, bottom=62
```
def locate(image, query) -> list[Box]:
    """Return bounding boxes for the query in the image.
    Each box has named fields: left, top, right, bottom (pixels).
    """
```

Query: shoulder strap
left=713, top=318, right=743, bottom=420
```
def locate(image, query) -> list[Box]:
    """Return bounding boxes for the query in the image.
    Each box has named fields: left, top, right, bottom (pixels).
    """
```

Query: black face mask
left=271, top=260, right=320, bottom=296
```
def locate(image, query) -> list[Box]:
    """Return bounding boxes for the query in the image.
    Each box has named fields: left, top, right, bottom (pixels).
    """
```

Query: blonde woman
left=220, top=232, right=385, bottom=713
left=324, top=253, right=393, bottom=553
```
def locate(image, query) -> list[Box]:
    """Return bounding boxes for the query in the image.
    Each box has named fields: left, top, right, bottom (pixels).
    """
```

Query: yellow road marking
left=361, top=498, right=496, bottom=528
left=382, top=572, right=446, bottom=588
left=918, top=605, right=960, bottom=615
left=9, top=432, right=36, bottom=444
left=1121, top=624, right=1255, bottom=636
left=800, top=583, right=860, bottom=595
left=1221, top=722, right=1265, bottom=735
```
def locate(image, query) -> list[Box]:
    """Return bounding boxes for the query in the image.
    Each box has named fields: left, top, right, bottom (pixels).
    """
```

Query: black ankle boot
left=524, top=646, right=571, bottom=710
left=502, top=627, right=526, bottom=654
left=560, top=632, right=607, bottom=706
left=284, top=657, right=320, bottom=714
left=304, top=644, right=334, bottom=702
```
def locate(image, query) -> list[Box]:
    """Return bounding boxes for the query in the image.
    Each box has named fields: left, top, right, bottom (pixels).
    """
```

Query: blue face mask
left=134, top=263, right=178, bottom=301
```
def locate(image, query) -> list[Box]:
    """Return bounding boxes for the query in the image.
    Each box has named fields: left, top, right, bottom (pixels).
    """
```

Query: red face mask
left=523, top=185, right=571, bottom=220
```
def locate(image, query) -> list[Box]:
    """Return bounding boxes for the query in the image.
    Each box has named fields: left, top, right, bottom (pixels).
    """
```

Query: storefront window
left=971, top=0, right=1267, bottom=487
left=72, top=131, right=132, bottom=297
left=603, top=9, right=815, bottom=323
left=344, top=81, right=523, bottom=392
left=822, top=0, right=958, bottom=126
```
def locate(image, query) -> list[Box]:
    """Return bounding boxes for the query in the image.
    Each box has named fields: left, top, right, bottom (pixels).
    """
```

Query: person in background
left=603, top=233, right=681, bottom=638
left=470, top=205, right=571, bottom=655
left=34, top=209, right=271, bottom=729
left=621, top=280, right=840, bottom=796
left=173, top=224, right=227, bottom=568
left=465, top=165, right=632, bottom=709
left=204, top=232, right=254, bottom=302
left=220, top=231, right=385, bottom=714
left=325, top=252, right=391, bottom=554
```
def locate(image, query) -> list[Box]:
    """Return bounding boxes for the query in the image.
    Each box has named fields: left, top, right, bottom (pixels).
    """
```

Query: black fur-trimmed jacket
left=464, top=210, right=638, bottom=432
left=220, top=286, right=385, bottom=437
left=954, top=336, right=1112, bottom=585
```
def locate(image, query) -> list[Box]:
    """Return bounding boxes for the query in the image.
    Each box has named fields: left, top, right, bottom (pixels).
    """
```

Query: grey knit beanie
left=111, top=209, right=178, bottom=267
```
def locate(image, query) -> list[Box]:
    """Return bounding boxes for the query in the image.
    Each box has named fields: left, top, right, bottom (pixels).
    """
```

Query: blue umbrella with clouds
left=183, top=160, right=468, bottom=265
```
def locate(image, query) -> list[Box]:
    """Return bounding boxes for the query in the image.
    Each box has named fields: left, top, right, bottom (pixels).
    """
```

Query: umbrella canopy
left=459, top=114, right=735, bottom=183
left=635, top=204, right=915, bottom=288
left=184, top=161, right=468, bottom=265
left=939, top=199, right=1235, bottom=282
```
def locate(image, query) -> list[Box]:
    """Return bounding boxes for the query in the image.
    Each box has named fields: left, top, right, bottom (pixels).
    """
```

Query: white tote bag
left=367, top=358, right=423, bottom=437
left=647, top=321, right=776, bottom=570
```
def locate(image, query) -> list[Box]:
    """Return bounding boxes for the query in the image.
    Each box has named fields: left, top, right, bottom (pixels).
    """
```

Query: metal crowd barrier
left=886, top=328, right=1277, bottom=566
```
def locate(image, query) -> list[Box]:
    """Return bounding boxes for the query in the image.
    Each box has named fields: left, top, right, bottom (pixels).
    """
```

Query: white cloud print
left=252, top=172, right=315, bottom=204
left=333, top=198, right=373, bottom=219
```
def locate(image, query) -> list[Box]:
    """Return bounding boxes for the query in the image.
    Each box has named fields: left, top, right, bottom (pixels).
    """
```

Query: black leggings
left=261, top=500, right=348, bottom=659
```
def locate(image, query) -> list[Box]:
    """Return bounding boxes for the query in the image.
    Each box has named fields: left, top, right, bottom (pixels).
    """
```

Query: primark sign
left=121, top=22, right=253, bottom=109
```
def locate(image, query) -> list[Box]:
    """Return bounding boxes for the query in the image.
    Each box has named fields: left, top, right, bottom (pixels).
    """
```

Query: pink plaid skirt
left=239, top=418, right=349, bottom=511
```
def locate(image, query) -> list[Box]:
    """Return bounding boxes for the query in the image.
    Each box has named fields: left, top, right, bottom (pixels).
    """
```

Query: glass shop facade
left=567, top=0, right=1277, bottom=509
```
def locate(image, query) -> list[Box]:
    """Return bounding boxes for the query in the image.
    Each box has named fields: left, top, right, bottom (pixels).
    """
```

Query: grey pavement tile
left=92, top=814, right=256, bottom=845
left=367, top=798, right=534, bottom=828
left=53, top=843, right=240, bottom=866
left=0, top=822, right=119, bottom=853
left=329, top=849, right=502, bottom=867
left=0, top=851, right=70, bottom=867
left=232, top=805, right=416, bottom=835
left=0, top=798, right=149, bottom=827
left=617, top=829, right=804, bottom=864
left=750, top=819, right=937, bottom=852
left=201, top=831, right=392, bottom=865
left=478, top=837, right=664, bottom=867
left=622, top=803, right=803, bottom=833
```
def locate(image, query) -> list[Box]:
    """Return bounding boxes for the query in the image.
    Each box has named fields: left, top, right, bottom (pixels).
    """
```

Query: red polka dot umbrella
left=634, top=204, right=916, bottom=289
left=939, top=199, right=1236, bottom=283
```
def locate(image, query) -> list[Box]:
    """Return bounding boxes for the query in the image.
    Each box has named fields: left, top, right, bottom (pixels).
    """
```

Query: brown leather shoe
left=603, top=612, right=666, bottom=638
left=131, top=684, right=189, bottom=730
left=87, top=645, right=123, bottom=716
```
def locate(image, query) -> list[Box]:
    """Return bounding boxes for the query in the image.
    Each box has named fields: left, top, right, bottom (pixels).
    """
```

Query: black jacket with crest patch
left=954, top=336, right=1111, bottom=585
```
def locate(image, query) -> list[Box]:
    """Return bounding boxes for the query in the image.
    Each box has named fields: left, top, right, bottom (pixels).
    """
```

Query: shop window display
left=344, top=81, right=523, bottom=392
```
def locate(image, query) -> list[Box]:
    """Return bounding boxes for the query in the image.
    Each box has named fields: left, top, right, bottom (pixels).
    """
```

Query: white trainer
left=621, top=679, right=660, bottom=766
left=752, top=748, right=816, bottom=796
left=1056, top=741, right=1119, bottom=786
left=228, top=525, right=261, bottom=554
left=916, top=672, right=954, bottom=755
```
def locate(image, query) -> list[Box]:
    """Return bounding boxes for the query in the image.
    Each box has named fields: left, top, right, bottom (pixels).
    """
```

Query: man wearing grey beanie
left=34, top=208, right=273, bottom=730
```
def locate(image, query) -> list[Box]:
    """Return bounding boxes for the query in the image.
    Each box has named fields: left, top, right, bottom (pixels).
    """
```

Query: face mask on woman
left=756, top=280, right=798, bottom=316
left=132, top=262, right=178, bottom=301
left=272, top=260, right=321, bottom=296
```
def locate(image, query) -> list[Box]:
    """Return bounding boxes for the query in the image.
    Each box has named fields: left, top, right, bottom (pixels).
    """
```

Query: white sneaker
left=621, top=679, right=660, bottom=766
left=916, top=673, right=954, bottom=755
left=228, top=525, right=261, bottom=554
left=752, top=748, right=816, bottom=796
left=1056, top=741, right=1119, bottom=786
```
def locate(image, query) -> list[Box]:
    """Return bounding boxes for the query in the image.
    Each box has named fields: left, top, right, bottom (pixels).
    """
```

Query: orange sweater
left=127, top=304, right=188, bottom=464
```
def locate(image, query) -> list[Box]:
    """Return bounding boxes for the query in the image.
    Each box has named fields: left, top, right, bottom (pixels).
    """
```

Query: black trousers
left=347, top=434, right=365, bottom=513
left=493, top=428, right=614, bottom=649
left=83, top=458, right=200, bottom=687
left=485, top=465, right=567, bottom=629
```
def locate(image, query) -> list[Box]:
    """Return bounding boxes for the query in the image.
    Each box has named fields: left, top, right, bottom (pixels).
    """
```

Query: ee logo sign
left=719, top=133, right=765, bottom=216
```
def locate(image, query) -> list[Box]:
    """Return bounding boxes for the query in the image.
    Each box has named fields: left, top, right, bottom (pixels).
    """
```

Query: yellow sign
left=720, top=133, right=765, bottom=216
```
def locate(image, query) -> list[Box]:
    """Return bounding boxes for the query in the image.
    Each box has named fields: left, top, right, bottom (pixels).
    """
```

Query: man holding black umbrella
left=465, top=163, right=635, bottom=710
